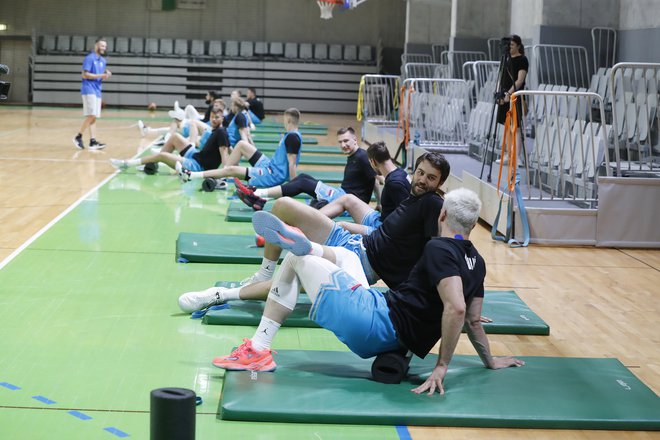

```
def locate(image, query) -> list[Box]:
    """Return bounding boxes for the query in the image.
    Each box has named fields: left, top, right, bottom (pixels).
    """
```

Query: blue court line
left=0, top=382, right=21, bottom=390
left=68, top=410, right=93, bottom=421
left=32, top=395, right=56, bottom=405
left=396, top=425, right=412, bottom=440
left=104, top=427, right=130, bottom=438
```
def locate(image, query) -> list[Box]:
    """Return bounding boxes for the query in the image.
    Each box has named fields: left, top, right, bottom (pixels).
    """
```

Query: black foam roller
left=143, top=162, right=159, bottom=175
left=201, top=177, right=217, bottom=192
left=371, top=351, right=412, bottom=384
left=150, top=387, right=196, bottom=440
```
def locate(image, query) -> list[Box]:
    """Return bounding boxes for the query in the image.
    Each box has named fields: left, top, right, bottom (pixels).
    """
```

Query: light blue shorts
left=324, top=224, right=380, bottom=285
left=361, top=209, right=382, bottom=235
left=181, top=146, right=203, bottom=172
left=314, top=182, right=346, bottom=203
left=247, top=155, right=287, bottom=188
left=309, top=269, right=399, bottom=358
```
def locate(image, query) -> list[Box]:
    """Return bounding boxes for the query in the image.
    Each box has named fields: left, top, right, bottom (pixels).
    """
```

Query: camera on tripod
left=500, top=37, right=512, bottom=56
left=0, top=64, right=11, bottom=101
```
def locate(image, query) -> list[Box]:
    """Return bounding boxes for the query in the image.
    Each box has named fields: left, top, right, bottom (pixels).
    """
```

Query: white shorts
left=82, top=94, right=102, bottom=118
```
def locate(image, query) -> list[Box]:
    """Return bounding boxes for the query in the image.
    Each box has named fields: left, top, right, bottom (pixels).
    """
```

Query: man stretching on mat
left=235, top=127, right=379, bottom=211
left=317, top=140, right=410, bottom=235
left=110, top=108, right=229, bottom=174
left=212, top=188, right=524, bottom=394
left=176, top=108, right=302, bottom=188
left=178, top=152, right=448, bottom=313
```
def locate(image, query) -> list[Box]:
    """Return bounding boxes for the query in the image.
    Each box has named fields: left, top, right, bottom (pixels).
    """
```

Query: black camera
left=500, top=37, right=512, bottom=56
left=0, top=64, right=10, bottom=100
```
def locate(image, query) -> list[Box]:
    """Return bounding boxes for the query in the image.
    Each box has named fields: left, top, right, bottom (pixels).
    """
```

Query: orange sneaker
left=212, top=339, right=277, bottom=372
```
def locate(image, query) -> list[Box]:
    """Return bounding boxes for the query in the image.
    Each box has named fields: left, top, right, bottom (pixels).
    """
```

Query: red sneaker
left=234, top=178, right=266, bottom=211
left=212, top=339, right=277, bottom=372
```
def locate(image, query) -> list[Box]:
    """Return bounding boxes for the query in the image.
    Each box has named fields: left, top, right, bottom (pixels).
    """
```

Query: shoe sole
left=88, top=145, right=106, bottom=151
left=212, top=358, right=276, bottom=372
left=252, top=211, right=311, bottom=256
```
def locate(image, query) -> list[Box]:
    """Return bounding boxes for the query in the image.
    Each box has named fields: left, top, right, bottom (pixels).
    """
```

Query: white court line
left=0, top=128, right=25, bottom=138
left=0, top=170, right=120, bottom=271
left=0, top=157, right=111, bottom=164
left=0, top=139, right=157, bottom=272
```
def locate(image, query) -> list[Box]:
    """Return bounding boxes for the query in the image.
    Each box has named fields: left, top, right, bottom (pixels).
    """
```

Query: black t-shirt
left=341, top=148, right=376, bottom=204
left=248, top=98, right=265, bottom=120
left=234, top=112, right=248, bottom=129
left=364, top=191, right=442, bottom=288
left=380, top=168, right=411, bottom=221
left=501, top=55, right=528, bottom=92
left=497, top=55, right=529, bottom=124
left=386, top=238, right=486, bottom=358
left=284, top=132, right=302, bottom=155
left=202, top=104, right=213, bottom=123
left=193, top=127, right=229, bottom=170
left=222, top=112, right=234, bottom=128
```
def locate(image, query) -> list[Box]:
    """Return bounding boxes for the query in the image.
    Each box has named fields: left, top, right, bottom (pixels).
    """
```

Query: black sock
left=76, top=133, right=82, bottom=138
left=90, top=138, right=96, bottom=143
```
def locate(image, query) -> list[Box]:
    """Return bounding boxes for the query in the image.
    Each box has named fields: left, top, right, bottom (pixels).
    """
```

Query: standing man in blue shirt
left=73, top=37, right=111, bottom=150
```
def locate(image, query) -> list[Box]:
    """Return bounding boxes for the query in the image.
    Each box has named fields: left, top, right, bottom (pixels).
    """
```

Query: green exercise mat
left=176, top=233, right=283, bottom=264
left=220, top=350, right=660, bottom=429
left=226, top=201, right=352, bottom=223
left=254, top=127, right=327, bottom=135
left=240, top=154, right=346, bottom=167
left=259, top=121, right=328, bottom=131
left=256, top=144, right=342, bottom=155
left=252, top=135, right=318, bottom=145
left=305, top=170, right=344, bottom=183
left=203, top=286, right=549, bottom=335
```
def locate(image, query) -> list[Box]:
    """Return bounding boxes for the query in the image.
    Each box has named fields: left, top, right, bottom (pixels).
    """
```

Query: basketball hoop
left=317, top=0, right=346, bottom=19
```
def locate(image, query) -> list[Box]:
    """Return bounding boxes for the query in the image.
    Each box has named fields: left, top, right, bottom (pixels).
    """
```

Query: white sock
left=127, top=159, right=142, bottom=167
left=256, top=258, right=277, bottom=280
left=189, top=171, right=204, bottom=180
left=254, top=189, right=268, bottom=197
left=223, top=287, right=241, bottom=301
left=309, top=242, right=324, bottom=257
left=251, top=317, right=281, bottom=351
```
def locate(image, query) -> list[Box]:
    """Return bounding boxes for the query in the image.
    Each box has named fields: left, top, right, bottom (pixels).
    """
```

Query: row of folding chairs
left=529, top=119, right=610, bottom=199
left=38, top=36, right=373, bottom=63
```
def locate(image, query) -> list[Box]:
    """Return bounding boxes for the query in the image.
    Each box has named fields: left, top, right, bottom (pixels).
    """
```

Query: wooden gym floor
left=0, top=106, right=658, bottom=439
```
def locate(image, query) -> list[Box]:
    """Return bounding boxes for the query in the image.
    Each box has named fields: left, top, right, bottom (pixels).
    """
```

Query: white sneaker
left=175, top=161, right=191, bottom=183
left=110, top=159, right=128, bottom=171
left=174, top=100, right=182, bottom=113
left=178, top=287, right=229, bottom=313
left=239, top=271, right=271, bottom=286
left=138, top=120, right=147, bottom=137
left=184, top=104, right=202, bottom=121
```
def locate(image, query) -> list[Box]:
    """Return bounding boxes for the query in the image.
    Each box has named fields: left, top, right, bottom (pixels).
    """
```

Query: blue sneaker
left=252, top=211, right=311, bottom=256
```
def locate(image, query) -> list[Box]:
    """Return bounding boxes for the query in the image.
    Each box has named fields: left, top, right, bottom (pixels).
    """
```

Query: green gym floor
left=0, top=169, right=399, bottom=439
left=1, top=107, right=658, bottom=440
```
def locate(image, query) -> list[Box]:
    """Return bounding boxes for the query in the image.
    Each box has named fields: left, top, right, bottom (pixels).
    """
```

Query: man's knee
left=272, top=197, right=297, bottom=217
left=343, top=194, right=362, bottom=209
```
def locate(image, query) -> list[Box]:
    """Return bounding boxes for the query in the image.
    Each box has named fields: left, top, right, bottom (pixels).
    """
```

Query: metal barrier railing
left=440, top=50, right=488, bottom=79
left=402, top=63, right=450, bottom=80
left=431, top=44, right=449, bottom=64
left=609, top=62, right=660, bottom=176
left=471, top=61, right=499, bottom=103
left=358, top=74, right=400, bottom=125
left=532, top=44, right=591, bottom=89
left=400, top=78, right=471, bottom=167
left=401, top=53, right=433, bottom=66
left=591, top=27, right=617, bottom=72
left=512, top=90, right=611, bottom=205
